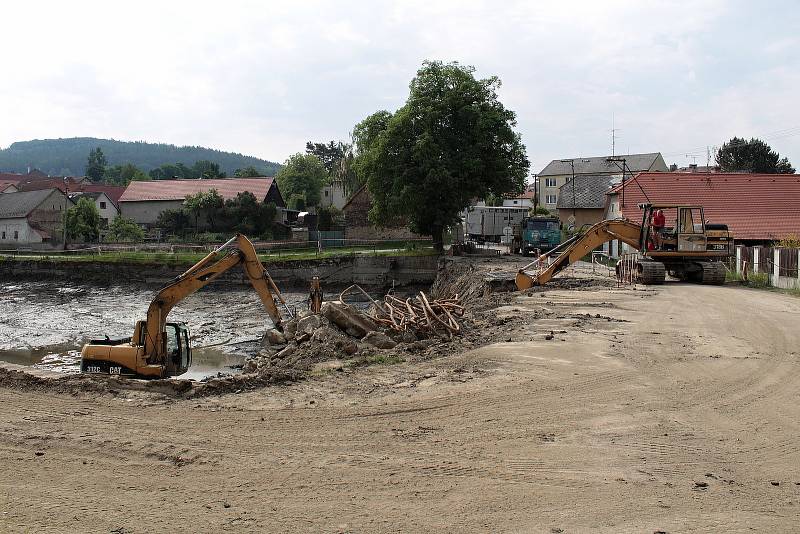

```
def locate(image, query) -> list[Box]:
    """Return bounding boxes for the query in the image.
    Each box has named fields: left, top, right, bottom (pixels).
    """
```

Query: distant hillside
left=0, top=137, right=281, bottom=177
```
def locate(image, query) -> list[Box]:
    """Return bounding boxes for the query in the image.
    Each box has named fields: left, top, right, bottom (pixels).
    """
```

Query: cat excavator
left=80, top=234, right=292, bottom=378
left=516, top=204, right=734, bottom=289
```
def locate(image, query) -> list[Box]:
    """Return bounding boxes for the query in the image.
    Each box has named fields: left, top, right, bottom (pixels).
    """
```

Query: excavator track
left=698, top=261, right=726, bottom=285
left=637, top=260, right=666, bottom=285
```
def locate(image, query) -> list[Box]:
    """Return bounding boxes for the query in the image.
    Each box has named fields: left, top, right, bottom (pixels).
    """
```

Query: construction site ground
left=2, top=259, right=800, bottom=532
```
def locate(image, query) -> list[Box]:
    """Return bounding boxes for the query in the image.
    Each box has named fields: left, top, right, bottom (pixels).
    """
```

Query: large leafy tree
left=192, top=160, right=226, bottom=179
left=362, top=61, right=529, bottom=251
left=107, top=215, right=145, bottom=242
left=149, top=162, right=194, bottom=180
left=305, top=141, right=346, bottom=175
left=104, top=163, right=151, bottom=185
left=184, top=189, right=225, bottom=231
left=85, top=147, right=107, bottom=182
left=275, top=153, right=326, bottom=210
left=234, top=166, right=262, bottom=177
left=65, top=197, right=101, bottom=242
left=716, top=137, right=795, bottom=174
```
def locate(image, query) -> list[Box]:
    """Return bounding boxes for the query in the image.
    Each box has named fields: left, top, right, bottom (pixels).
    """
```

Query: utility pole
left=606, top=157, right=628, bottom=208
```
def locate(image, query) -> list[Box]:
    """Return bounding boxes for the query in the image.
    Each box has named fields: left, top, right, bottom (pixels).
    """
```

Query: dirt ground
left=2, top=265, right=800, bottom=532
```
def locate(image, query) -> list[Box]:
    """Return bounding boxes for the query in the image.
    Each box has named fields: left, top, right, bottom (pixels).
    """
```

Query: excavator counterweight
left=80, top=234, right=291, bottom=379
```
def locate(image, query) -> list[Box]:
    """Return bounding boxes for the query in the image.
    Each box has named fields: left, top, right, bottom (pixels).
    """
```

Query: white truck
left=464, top=206, right=528, bottom=243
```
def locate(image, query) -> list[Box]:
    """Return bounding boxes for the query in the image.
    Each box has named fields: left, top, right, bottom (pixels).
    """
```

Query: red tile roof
left=16, top=179, right=126, bottom=205
left=120, top=178, right=276, bottom=202
left=608, top=172, right=800, bottom=240
left=0, top=173, right=24, bottom=182
left=0, top=180, right=20, bottom=192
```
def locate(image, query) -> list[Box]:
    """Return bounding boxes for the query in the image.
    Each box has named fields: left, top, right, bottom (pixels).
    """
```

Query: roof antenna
left=611, top=114, right=617, bottom=156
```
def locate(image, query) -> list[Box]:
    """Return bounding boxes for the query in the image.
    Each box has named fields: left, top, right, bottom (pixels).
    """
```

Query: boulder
left=297, top=314, right=324, bottom=335
left=311, top=326, right=344, bottom=345
left=275, top=344, right=297, bottom=360
left=321, top=301, right=378, bottom=338
left=363, top=331, right=397, bottom=349
left=264, top=328, right=286, bottom=346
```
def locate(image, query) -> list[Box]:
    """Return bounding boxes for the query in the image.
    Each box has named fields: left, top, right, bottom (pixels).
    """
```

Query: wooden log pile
left=372, top=292, right=464, bottom=338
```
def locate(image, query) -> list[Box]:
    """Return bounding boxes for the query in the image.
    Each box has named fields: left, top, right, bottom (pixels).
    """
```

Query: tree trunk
left=431, top=225, right=444, bottom=253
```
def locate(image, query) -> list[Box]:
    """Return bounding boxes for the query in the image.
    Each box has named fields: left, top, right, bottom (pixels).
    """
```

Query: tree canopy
left=716, top=137, right=795, bottom=174
left=85, top=147, right=107, bottom=182
left=234, top=166, right=262, bottom=177
left=305, top=141, right=346, bottom=175
left=66, top=197, right=101, bottom=242
left=360, top=61, right=529, bottom=250
left=104, top=163, right=151, bottom=185
left=275, top=153, right=327, bottom=210
left=0, top=137, right=280, bottom=177
left=107, top=215, right=145, bottom=242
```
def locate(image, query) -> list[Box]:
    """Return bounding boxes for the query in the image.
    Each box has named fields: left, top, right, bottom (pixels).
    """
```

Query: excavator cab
left=164, top=323, right=192, bottom=376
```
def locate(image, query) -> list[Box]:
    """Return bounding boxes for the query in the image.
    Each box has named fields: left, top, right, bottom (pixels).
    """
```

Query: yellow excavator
left=80, top=234, right=291, bottom=378
left=516, top=204, right=734, bottom=289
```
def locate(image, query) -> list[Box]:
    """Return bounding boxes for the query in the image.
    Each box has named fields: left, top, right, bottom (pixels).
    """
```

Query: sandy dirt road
left=1, top=281, right=799, bottom=532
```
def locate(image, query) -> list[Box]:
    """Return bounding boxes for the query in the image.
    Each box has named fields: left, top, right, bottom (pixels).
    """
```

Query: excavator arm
left=143, top=234, right=289, bottom=362
left=516, top=220, right=643, bottom=290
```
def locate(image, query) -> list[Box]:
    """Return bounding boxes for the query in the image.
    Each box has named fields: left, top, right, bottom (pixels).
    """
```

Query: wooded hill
left=0, top=137, right=281, bottom=177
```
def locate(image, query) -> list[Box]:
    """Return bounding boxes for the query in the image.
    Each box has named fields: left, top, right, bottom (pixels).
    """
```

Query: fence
left=734, top=245, right=800, bottom=289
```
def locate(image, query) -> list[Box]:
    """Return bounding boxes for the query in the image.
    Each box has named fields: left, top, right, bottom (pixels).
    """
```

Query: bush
left=777, top=234, right=800, bottom=249
left=107, top=216, right=145, bottom=243
left=746, top=272, right=771, bottom=288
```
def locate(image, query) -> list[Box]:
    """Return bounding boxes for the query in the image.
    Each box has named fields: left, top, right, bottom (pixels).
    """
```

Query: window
left=1, top=231, right=5, bottom=239
left=545, top=178, right=557, bottom=187
left=546, top=194, right=557, bottom=205
left=100, top=201, right=107, bottom=209
left=14, top=231, right=18, bottom=240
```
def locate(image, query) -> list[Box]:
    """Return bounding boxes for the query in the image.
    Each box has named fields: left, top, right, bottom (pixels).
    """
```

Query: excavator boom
left=82, top=234, right=290, bottom=378
left=516, top=220, right=642, bottom=289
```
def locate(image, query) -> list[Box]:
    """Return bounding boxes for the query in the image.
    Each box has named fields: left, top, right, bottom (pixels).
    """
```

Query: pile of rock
left=243, top=301, right=406, bottom=374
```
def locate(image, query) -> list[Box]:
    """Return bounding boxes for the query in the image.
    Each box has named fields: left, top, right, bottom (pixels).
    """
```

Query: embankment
left=0, top=254, right=441, bottom=288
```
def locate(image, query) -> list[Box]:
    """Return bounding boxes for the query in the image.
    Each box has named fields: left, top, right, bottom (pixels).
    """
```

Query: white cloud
left=2, top=0, right=799, bottom=170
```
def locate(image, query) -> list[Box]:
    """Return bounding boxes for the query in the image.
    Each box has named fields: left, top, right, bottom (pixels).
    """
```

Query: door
left=677, top=207, right=706, bottom=252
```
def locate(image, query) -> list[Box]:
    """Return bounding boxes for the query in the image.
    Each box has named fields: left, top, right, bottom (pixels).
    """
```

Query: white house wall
left=0, top=217, right=42, bottom=245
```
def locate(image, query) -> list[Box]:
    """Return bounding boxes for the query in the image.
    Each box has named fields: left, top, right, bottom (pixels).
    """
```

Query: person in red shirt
left=651, top=209, right=666, bottom=249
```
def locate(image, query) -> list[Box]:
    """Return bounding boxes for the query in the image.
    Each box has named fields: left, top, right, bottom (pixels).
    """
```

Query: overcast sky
left=3, top=0, right=799, bottom=173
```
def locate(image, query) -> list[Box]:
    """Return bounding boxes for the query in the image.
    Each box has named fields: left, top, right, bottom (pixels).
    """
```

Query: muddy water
left=0, top=281, right=310, bottom=379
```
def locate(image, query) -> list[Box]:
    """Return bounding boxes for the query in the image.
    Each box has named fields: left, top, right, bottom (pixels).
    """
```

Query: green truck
left=518, top=216, right=561, bottom=255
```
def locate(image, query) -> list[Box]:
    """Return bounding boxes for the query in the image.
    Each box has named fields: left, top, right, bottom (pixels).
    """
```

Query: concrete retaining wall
left=0, top=254, right=441, bottom=289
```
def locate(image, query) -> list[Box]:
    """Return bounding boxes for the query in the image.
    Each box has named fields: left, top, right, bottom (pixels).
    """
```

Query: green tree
left=86, top=147, right=107, bottom=182
left=484, top=193, right=504, bottom=207
left=192, top=160, right=226, bottom=179
left=716, top=137, right=795, bottom=174
left=224, top=192, right=277, bottom=236
left=107, top=215, right=145, bottom=242
left=184, top=189, right=225, bottom=231
left=234, top=166, right=262, bottom=177
left=350, top=111, right=393, bottom=195
left=104, top=163, right=151, bottom=185
left=305, top=141, right=346, bottom=175
left=65, top=197, right=101, bottom=242
left=155, top=208, right=192, bottom=236
left=317, top=205, right=345, bottom=231
left=275, top=153, right=326, bottom=210
left=150, top=163, right=194, bottom=180
left=361, top=61, right=529, bottom=251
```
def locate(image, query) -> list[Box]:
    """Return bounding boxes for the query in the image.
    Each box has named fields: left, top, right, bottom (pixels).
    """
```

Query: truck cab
left=521, top=216, right=561, bottom=255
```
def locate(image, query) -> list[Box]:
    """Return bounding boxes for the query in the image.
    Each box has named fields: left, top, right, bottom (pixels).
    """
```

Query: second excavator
left=516, top=203, right=734, bottom=290
left=80, top=234, right=292, bottom=378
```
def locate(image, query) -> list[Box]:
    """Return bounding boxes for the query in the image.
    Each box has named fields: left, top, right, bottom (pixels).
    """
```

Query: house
left=69, top=191, right=120, bottom=228
left=0, top=188, right=73, bottom=247
left=502, top=188, right=535, bottom=208
left=18, top=178, right=125, bottom=205
left=342, top=185, right=418, bottom=240
left=119, top=178, right=285, bottom=226
left=0, top=180, right=19, bottom=193
left=320, top=180, right=348, bottom=210
left=604, top=172, right=800, bottom=255
left=537, top=152, right=668, bottom=213
left=556, top=175, right=618, bottom=229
